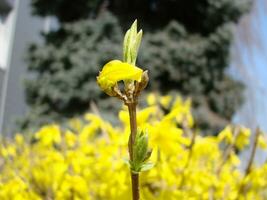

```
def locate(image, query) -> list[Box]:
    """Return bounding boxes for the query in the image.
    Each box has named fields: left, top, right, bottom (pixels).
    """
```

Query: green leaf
left=122, top=20, right=143, bottom=65
left=133, top=130, right=149, bottom=164
left=143, top=149, right=152, bottom=162
left=123, top=158, right=130, bottom=167
left=132, top=29, right=143, bottom=64
left=140, top=162, right=154, bottom=172
left=129, top=129, right=154, bottom=174
left=123, top=29, right=130, bottom=62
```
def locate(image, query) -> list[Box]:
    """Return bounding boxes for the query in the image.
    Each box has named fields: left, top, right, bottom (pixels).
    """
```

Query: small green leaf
left=128, top=129, right=154, bottom=174
left=133, top=130, right=149, bottom=164
left=129, top=20, right=137, bottom=44
left=123, top=158, right=130, bottom=167
left=122, top=20, right=143, bottom=65
left=140, top=162, right=154, bottom=172
left=133, top=30, right=143, bottom=64
left=143, top=149, right=152, bottom=162
left=123, top=30, right=130, bottom=62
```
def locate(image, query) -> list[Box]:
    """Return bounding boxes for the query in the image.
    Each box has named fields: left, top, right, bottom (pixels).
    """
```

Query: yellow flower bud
left=97, top=60, right=143, bottom=96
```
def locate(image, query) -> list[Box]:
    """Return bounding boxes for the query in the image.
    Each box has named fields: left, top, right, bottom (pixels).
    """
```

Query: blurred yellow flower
left=218, top=126, right=233, bottom=144
left=236, top=127, right=251, bottom=150
left=0, top=94, right=266, bottom=200
left=35, top=125, right=61, bottom=146
left=146, top=93, right=156, bottom=105
left=159, top=95, right=172, bottom=109
left=258, top=134, right=267, bottom=149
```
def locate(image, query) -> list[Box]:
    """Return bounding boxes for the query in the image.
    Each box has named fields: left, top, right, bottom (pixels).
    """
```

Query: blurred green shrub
left=21, top=12, right=122, bottom=129
left=22, top=0, right=252, bottom=132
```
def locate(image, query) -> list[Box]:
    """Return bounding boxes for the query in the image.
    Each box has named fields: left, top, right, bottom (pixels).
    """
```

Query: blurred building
left=0, top=0, right=46, bottom=135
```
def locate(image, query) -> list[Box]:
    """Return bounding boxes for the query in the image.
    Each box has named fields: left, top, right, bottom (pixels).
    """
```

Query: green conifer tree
left=22, top=0, right=252, bottom=132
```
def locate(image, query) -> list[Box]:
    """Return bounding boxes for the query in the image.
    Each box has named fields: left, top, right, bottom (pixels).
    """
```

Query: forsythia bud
left=97, top=20, right=147, bottom=103
left=130, top=130, right=154, bottom=174
left=134, top=70, right=149, bottom=97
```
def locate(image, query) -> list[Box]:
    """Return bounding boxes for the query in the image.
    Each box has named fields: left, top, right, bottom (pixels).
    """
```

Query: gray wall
left=1, top=0, right=44, bottom=136
left=0, top=69, right=4, bottom=108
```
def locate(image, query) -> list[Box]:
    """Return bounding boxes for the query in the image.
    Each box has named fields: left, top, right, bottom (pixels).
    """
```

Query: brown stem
left=236, top=128, right=260, bottom=200
left=216, top=126, right=240, bottom=175
left=127, top=102, right=140, bottom=200
left=244, top=128, right=260, bottom=175
left=131, top=173, right=140, bottom=200
left=183, top=125, right=196, bottom=170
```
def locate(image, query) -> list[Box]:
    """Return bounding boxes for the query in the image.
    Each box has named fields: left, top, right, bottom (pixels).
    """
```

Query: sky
left=231, top=0, right=267, bottom=132
left=230, top=0, right=267, bottom=165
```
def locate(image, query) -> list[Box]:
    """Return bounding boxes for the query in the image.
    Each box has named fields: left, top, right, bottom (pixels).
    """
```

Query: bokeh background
left=0, top=0, right=267, bottom=200
left=0, top=0, right=267, bottom=166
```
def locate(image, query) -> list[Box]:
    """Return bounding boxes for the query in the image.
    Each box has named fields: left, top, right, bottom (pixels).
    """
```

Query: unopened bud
left=130, top=130, right=153, bottom=173
left=134, top=70, right=149, bottom=97
left=139, top=70, right=149, bottom=90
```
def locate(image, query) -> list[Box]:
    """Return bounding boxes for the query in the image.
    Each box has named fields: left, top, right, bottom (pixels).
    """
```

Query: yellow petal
left=97, top=60, right=143, bottom=95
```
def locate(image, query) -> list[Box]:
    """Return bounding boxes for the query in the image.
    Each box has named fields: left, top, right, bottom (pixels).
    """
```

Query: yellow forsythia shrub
left=0, top=94, right=267, bottom=200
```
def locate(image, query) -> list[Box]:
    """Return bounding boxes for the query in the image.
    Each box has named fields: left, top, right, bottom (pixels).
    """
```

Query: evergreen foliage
left=22, top=13, right=122, bottom=128
left=23, top=0, right=252, bottom=132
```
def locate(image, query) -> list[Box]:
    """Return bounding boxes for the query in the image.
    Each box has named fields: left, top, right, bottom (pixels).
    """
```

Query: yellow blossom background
left=0, top=94, right=267, bottom=200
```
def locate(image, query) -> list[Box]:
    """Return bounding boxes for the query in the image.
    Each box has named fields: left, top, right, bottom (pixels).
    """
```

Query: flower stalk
left=127, top=102, right=137, bottom=161
left=236, top=128, right=261, bottom=199
left=97, top=20, right=153, bottom=200
left=127, top=102, right=139, bottom=200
